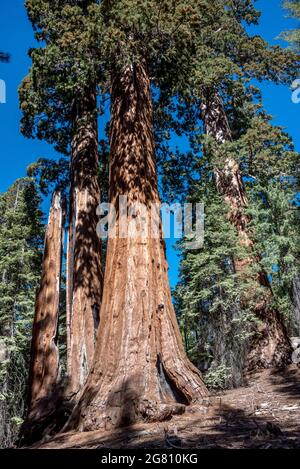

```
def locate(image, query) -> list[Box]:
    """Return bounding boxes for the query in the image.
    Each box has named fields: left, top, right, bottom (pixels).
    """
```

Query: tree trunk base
left=19, top=389, right=74, bottom=447
left=247, top=306, right=293, bottom=371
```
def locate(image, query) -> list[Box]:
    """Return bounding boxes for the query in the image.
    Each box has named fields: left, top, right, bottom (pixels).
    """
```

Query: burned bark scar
left=92, top=303, right=100, bottom=331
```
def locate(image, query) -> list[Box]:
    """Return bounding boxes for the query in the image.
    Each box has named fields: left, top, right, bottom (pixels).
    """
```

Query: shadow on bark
left=19, top=376, right=75, bottom=448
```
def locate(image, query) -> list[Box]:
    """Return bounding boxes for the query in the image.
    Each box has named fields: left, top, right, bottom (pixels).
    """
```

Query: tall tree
left=67, top=62, right=207, bottom=433
left=283, top=0, right=300, bottom=335
left=174, top=103, right=299, bottom=385
left=0, top=179, right=44, bottom=448
left=66, top=90, right=103, bottom=396
left=198, top=0, right=300, bottom=368
left=155, top=0, right=299, bottom=377
left=25, top=191, right=64, bottom=428
left=164, top=0, right=299, bottom=369
left=20, top=0, right=104, bottom=396
left=66, top=0, right=216, bottom=431
left=200, top=92, right=292, bottom=369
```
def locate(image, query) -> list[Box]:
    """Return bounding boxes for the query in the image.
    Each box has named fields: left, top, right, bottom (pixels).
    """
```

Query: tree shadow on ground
left=33, top=367, right=300, bottom=449
left=267, top=366, right=300, bottom=402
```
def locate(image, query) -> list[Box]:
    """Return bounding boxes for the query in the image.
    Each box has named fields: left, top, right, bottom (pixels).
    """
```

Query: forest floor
left=36, top=365, right=300, bottom=450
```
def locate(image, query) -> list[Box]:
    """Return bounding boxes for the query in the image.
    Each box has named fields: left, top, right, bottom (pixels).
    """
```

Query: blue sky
left=0, top=0, right=300, bottom=287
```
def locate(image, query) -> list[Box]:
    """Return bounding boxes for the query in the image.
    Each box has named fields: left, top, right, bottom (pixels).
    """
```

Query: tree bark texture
left=292, top=275, right=300, bottom=335
left=66, top=63, right=208, bottom=433
left=66, top=90, right=103, bottom=397
left=201, top=91, right=292, bottom=370
left=27, top=191, right=64, bottom=418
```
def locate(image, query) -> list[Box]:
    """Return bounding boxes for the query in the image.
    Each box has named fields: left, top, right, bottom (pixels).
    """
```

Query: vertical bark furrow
left=66, top=90, right=103, bottom=396
left=66, top=63, right=207, bottom=433
left=201, top=91, right=292, bottom=369
left=27, top=191, right=64, bottom=417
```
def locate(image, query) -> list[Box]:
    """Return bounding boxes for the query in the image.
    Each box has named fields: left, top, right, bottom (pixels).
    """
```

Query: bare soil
left=36, top=365, right=300, bottom=450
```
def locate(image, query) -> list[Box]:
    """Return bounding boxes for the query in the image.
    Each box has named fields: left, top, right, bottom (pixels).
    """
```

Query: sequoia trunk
left=66, top=63, right=207, bottom=432
left=26, top=191, right=64, bottom=418
left=292, top=275, right=300, bottom=335
left=66, top=90, right=103, bottom=397
left=201, top=91, right=292, bottom=370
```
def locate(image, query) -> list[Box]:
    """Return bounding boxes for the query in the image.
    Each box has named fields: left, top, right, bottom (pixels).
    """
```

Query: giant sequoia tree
left=200, top=92, right=293, bottom=369
left=284, top=0, right=300, bottom=335
left=20, top=0, right=103, bottom=397
left=153, top=0, right=299, bottom=381
left=66, top=1, right=211, bottom=431
left=173, top=100, right=299, bottom=386
left=26, top=192, right=64, bottom=424
left=16, top=0, right=300, bottom=440
left=165, top=0, right=299, bottom=370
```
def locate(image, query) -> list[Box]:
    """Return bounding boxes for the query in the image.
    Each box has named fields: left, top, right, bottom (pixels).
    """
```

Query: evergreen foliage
left=284, top=0, right=300, bottom=48
left=0, top=0, right=297, bottom=442
left=173, top=97, right=300, bottom=387
left=0, top=179, right=44, bottom=448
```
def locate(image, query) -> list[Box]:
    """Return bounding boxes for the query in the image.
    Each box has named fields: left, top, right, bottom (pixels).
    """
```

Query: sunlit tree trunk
left=66, top=89, right=103, bottom=397
left=66, top=63, right=208, bottom=432
left=26, top=191, right=64, bottom=419
left=201, top=91, right=292, bottom=370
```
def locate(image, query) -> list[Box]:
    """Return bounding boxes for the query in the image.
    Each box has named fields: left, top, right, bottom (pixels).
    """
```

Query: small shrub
left=204, top=364, right=232, bottom=391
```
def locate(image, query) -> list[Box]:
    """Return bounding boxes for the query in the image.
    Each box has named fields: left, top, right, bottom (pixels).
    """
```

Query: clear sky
left=0, top=0, right=299, bottom=288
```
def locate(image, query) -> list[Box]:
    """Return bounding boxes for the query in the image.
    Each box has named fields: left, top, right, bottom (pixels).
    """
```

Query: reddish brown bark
left=66, top=90, right=103, bottom=397
left=66, top=63, right=207, bottom=432
left=201, top=91, right=292, bottom=370
left=27, top=191, right=64, bottom=418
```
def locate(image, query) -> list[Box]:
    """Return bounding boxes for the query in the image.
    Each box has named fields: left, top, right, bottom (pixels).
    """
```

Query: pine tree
left=0, top=179, right=44, bottom=448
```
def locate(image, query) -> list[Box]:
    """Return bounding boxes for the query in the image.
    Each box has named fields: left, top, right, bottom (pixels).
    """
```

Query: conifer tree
left=163, top=0, right=299, bottom=370
left=200, top=93, right=293, bottom=369
left=20, top=0, right=104, bottom=396
left=284, top=0, right=300, bottom=47
left=0, top=179, right=44, bottom=448
left=24, top=191, right=65, bottom=438
left=66, top=1, right=216, bottom=431
left=283, top=0, right=300, bottom=335
left=175, top=105, right=299, bottom=384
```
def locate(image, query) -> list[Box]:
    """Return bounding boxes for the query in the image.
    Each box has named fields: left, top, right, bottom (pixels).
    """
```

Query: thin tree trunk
left=66, top=89, right=103, bottom=397
left=292, top=275, right=300, bottom=335
left=26, top=191, right=64, bottom=418
left=66, top=62, right=207, bottom=433
left=201, top=91, right=292, bottom=370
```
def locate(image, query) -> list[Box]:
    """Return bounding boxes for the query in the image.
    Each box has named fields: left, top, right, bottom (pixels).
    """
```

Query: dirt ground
left=36, top=365, right=300, bottom=449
